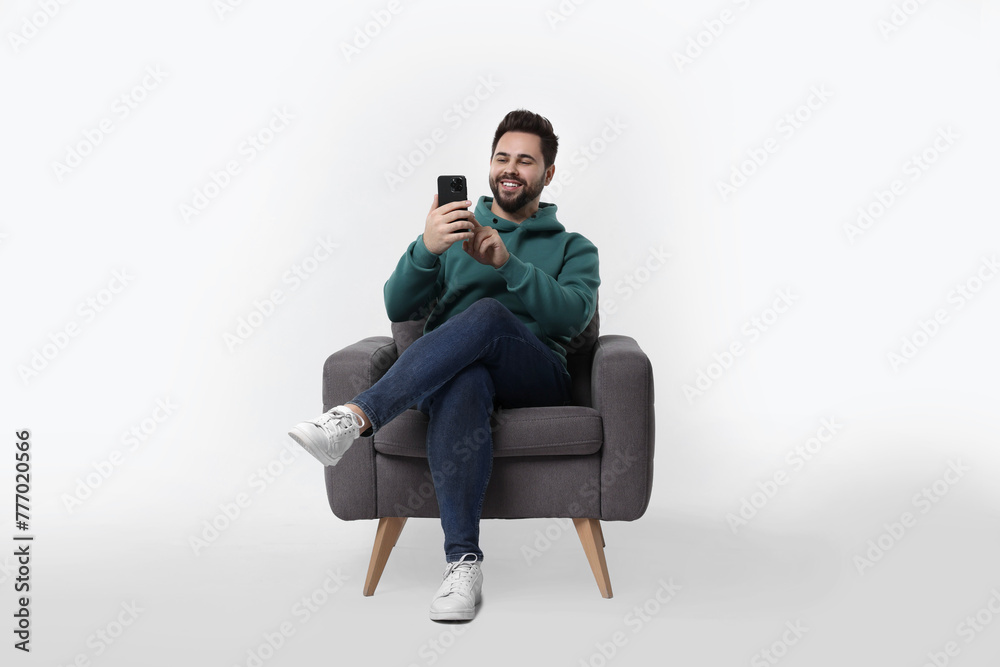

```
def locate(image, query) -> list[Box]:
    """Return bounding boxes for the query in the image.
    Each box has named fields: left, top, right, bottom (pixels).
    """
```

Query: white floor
left=18, top=494, right=1000, bottom=667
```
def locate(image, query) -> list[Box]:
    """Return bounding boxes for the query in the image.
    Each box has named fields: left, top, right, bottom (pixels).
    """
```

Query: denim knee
left=467, top=296, right=504, bottom=315
left=462, top=297, right=513, bottom=328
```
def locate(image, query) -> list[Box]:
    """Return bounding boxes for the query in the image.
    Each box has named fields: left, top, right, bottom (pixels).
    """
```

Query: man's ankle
left=345, top=403, right=370, bottom=433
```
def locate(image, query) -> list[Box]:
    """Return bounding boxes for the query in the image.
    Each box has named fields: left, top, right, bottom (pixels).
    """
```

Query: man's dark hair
left=491, top=109, right=559, bottom=169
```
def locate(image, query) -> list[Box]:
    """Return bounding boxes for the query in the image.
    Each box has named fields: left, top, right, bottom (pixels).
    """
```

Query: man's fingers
left=442, top=209, right=472, bottom=225
left=429, top=194, right=439, bottom=213
left=478, top=235, right=493, bottom=257
left=462, top=229, right=480, bottom=256
left=449, top=220, right=472, bottom=235
left=438, top=199, right=472, bottom=215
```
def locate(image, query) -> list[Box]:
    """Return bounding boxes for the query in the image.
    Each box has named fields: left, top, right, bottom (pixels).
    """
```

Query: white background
left=2, top=0, right=1000, bottom=665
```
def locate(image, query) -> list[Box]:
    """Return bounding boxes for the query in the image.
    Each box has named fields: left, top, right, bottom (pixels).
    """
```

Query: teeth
left=502, top=181, right=520, bottom=187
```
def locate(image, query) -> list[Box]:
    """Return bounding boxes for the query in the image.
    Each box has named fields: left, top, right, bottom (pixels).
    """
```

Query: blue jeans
left=349, top=297, right=573, bottom=563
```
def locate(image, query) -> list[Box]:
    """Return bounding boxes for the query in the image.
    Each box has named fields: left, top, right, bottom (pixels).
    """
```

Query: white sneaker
left=288, top=405, right=365, bottom=466
left=429, top=553, right=483, bottom=621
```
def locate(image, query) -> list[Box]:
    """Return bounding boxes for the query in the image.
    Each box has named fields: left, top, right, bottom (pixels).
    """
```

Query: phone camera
left=450, top=177, right=464, bottom=192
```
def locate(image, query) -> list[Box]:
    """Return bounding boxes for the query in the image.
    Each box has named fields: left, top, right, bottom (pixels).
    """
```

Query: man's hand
left=423, top=194, right=476, bottom=256
left=463, top=215, right=510, bottom=269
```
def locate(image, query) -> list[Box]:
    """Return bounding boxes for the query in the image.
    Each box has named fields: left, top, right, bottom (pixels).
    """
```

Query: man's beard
left=489, top=172, right=545, bottom=216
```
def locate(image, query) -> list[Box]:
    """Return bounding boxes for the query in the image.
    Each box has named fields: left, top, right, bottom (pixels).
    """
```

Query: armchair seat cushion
left=372, top=405, right=603, bottom=458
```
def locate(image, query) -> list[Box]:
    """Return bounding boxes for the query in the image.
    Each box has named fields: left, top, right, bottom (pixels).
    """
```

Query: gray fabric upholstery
left=390, top=320, right=423, bottom=358
left=322, top=337, right=395, bottom=520
left=373, top=452, right=603, bottom=519
left=373, top=405, right=604, bottom=458
left=324, top=294, right=654, bottom=522
left=590, top=335, right=655, bottom=520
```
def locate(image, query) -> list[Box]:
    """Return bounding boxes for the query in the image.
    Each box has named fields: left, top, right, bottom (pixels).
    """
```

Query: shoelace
left=441, top=560, right=478, bottom=597
left=316, top=407, right=363, bottom=439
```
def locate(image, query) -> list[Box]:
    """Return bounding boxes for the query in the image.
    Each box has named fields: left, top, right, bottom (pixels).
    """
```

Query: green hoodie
left=383, top=195, right=600, bottom=372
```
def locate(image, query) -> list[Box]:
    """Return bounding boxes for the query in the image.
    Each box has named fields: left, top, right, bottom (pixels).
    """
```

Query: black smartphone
left=437, top=174, right=468, bottom=209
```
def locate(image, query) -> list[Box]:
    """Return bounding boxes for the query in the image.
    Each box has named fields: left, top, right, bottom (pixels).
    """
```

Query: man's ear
left=544, top=164, right=556, bottom=186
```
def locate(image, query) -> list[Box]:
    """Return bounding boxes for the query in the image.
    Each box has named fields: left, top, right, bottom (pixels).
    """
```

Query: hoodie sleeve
left=494, top=233, right=600, bottom=338
left=384, top=234, right=445, bottom=322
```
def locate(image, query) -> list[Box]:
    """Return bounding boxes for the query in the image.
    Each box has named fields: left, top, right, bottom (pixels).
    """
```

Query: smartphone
left=437, top=175, right=468, bottom=209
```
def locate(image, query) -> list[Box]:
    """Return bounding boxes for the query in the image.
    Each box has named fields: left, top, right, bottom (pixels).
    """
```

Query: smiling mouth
left=500, top=180, right=522, bottom=192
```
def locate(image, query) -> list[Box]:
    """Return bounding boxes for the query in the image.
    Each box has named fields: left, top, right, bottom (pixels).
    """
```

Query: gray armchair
left=321, top=294, right=655, bottom=598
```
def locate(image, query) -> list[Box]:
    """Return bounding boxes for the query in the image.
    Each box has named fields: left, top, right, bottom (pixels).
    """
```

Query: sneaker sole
left=429, top=607, right=477, bottom=621
left=288, top=427, right=341, bottom=467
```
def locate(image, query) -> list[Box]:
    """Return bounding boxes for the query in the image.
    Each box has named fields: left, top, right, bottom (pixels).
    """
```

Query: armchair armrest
left=590, top=335, right=655, bottom=521
left=323, top=336, right=398, bottom=521
left=323, top=336, right=399, bottom=409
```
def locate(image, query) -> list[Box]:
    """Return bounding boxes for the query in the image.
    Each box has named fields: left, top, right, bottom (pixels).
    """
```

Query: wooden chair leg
left=363, top=517, right=407, bottom=596
left=573, top=518, right=613, bottom=598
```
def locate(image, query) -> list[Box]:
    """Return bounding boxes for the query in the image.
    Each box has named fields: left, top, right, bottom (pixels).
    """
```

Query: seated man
left=289, top=109, right=600, bottom=622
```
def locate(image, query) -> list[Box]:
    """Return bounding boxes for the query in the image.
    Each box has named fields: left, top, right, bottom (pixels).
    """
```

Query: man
left=289, top=109, right=600, bottom=621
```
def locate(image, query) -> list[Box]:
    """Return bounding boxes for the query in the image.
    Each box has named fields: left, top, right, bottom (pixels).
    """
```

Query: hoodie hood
left=475, top=196, right=565, bottom=233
